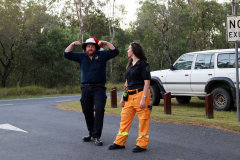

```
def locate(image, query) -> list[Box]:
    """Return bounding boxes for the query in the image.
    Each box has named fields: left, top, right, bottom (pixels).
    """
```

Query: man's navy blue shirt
left=63, top=47, right=119, bottom=84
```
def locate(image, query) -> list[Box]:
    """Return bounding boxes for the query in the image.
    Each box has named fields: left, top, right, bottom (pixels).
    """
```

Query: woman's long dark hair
left=126, top=42, right=147, bottom=69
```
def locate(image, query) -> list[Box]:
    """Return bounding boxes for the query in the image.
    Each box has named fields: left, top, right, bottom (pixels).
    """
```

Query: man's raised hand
left=98, top=41, right=115, bottom=50
left=65, top=41, right=81, bottom=52
left=98, top=41, right=107, bottom=46
left=73, top=41, right=81, bottom=46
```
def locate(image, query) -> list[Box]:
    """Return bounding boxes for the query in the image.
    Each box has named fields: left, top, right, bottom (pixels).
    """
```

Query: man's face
left=86, top=44, right=96, bottom=56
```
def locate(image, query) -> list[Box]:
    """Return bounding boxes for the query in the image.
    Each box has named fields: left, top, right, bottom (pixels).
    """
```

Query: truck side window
left=218, top=53, right=240, bottom=68
left=194, top=54, right=214, bottom=69
left=174, top=55, right=194, bottom=70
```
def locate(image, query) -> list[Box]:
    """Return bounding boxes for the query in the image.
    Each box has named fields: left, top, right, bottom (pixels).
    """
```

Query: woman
left=108, top=42, right=152, bottom=152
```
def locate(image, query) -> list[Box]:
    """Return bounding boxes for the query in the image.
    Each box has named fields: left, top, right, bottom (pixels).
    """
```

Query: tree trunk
left=232, top=0, right=235, bottom=15
left=108, top=0, right=116, bottom=83
left=74, top=0, right=93, bottom=43
left=20, top=68, right=26, bottom=87
left=190, top=33, right=193, bottom=52
left=188, top=0, right=198, bottom=52
left=1, top=63, right=13, bottom=88
left=2, top=79, right=6, bottom=88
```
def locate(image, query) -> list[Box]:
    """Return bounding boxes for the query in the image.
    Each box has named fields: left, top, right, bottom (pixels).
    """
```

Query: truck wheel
left=198, top=96, right=205, bottom=100
left=176, top=96, right=191, bottom=104
left=211, top=88, right=233, bottom=111
left=150, top=85, right=160, bottom=105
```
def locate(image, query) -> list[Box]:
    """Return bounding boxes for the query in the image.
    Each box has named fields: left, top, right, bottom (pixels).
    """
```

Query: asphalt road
left=0, top=94, right=240, bottom=160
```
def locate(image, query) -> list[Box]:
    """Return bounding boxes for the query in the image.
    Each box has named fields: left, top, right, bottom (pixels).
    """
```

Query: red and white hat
left=82, top=37, right=104, bottom=51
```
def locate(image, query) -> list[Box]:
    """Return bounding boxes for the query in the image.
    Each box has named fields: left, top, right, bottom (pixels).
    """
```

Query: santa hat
left=82, top=37, right=104, bottom=51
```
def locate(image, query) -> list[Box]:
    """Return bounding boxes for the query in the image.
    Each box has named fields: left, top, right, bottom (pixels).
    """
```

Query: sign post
left=226, top=6, right=240, bottom=122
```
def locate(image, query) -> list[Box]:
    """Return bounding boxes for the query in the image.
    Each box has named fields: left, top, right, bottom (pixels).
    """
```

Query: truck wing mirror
left=170, top=64, right=174, bottom=71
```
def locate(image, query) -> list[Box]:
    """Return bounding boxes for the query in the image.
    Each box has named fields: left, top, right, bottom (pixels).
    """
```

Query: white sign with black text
left=227, top=16, right=240, bottom=42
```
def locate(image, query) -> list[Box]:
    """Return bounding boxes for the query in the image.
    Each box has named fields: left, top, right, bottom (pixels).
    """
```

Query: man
left=63, top=37, right=119, bottom=146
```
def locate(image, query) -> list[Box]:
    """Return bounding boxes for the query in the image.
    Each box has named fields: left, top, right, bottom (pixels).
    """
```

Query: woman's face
left=127, top=45, right=134, bottom=58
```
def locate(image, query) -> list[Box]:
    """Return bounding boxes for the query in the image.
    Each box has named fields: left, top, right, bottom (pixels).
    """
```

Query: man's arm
left=98, top=41, right=119, bottom=60
left=98, top=41, right=115, bottom=50
left=65, top=41, right=81, bottom=52
left=63, top=41, right=82, bottom=62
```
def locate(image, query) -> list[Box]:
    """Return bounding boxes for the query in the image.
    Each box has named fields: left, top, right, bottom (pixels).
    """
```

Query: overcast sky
left=92, top=0, right=140, bottom=29
left=118, top=0, right=228, bottom=23
left=59, top=0, right=230, bottom=29
left=115, top=0, right=139, bottom=26
left=104, top=0, right=229, bottom=28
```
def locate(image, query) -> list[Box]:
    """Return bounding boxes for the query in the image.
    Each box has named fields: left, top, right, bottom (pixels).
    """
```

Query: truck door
left=166, top=54, right=194, bottom=94
left=191, top=54, right=215, bottom=94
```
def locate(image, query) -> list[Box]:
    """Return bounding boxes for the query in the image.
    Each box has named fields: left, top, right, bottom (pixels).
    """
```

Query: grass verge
left=0, top=83, right=124, bottom=100
left=55, top=97, right=240, bottom=133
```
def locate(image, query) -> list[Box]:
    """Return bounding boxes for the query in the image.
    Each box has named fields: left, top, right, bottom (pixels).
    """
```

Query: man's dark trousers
left=80, top=84, right=107, bottom=138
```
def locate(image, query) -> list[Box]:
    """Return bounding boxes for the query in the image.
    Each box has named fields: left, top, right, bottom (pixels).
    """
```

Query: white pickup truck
left=150, top=48, right=240, bottom=111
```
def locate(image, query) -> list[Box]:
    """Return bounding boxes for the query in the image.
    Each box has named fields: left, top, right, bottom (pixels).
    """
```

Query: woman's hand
left=120, top=99, right=125, bottom=107
left=139, top=98, right=146, bottom=109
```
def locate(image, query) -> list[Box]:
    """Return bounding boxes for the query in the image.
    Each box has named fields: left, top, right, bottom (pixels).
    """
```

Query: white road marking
left=55, top=100, right=71, bottom=103
left=0, top=104, right=13, bottom=106
left=0, top=124, right=28, bottom=133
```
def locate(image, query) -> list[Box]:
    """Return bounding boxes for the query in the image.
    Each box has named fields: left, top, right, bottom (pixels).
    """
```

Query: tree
left=27, top=26, right=80, bottom=87
left=105, top=0, right=116, bottom=82
left=135, top=0, right=186, bottom=65
left=191, top=0, right=225, bottom=50
left=187, top=0, right=198, bottom=52
left=0, top=0, right=49, bottom=87
left=101, top=0, right=126, bottom=82
left=73, top=0, right=93, bottom=43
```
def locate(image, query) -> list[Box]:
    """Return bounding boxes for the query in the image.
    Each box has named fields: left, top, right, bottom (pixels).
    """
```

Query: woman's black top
left=125, top=60, right=151, bottom=90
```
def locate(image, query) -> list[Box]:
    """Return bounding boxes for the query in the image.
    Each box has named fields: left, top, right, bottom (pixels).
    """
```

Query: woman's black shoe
left=82, top=135, right=92, bottom=142
left=108, top=143, right=125, bottom=150
left=132, top=145, right=146, bottom=152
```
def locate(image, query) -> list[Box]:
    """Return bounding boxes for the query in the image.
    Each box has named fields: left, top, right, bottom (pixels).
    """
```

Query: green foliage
left=0, top=86, right=45, bottom=96
left=0, top=0, right=235, bottom=87
left=105, top=82, right=125, bottom=92
left=0, top=0, right=51, bottom=87
left=132, top=0, right=232, bottom=70
left=58, top=86, right=81, bottom=94
left=22, top=86, right=44, bottom=95
left=0, top=83, right=124, bottom=98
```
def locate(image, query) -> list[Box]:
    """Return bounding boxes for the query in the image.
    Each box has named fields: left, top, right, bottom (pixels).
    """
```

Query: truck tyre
left=176, top=96, right=191, bottom=104
left=211, top=88, right=234, bottom=111
left=150, top=85, right=160, bottom=105
left=198, top=96, right=205, bottom=100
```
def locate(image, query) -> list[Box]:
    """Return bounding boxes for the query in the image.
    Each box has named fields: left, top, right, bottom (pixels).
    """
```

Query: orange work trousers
left=114, top=89, right=151, bottom=149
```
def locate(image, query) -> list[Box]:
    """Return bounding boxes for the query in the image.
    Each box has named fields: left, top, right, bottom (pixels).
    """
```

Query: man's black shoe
left=91, top=137, right=103, bottom=146
left=82, top=135, right=92, bottom=142
left=132, top=145, right=146, bottom=152
left=108, top=143, right=125, bottom=150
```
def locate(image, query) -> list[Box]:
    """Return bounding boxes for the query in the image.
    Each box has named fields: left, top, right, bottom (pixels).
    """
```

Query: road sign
left=226, top=16, right=240, bottom=42
left=228, top=6, right=240, bottom=122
